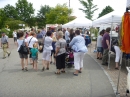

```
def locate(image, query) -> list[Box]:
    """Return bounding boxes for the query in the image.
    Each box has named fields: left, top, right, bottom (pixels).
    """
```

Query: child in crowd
left=30, top=43, right=38, bottom=70
left=97, top=31, right=104, bottom=60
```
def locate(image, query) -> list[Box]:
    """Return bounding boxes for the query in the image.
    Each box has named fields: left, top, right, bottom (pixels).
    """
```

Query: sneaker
left=8, top=52, right=11, bottom=57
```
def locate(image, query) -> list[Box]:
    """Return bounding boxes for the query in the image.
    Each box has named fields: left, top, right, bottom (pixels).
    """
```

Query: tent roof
left=92, top=11, right=124, bottom=26
left=62, top=17, right=92, bottom=28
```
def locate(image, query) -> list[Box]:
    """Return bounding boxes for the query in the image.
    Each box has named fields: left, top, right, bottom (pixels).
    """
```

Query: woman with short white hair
left=69, top=30, right=88, bottom=76
left=55, top=31, right=67, bottom=74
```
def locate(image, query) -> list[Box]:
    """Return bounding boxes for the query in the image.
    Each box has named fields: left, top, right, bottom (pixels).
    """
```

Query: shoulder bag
left=18, top=39, right=29, bottom=54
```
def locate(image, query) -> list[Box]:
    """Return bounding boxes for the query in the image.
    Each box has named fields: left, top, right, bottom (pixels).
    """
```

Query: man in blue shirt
left=65, top=28, right=70, bottom=43
left=40, top=27, right=46, bottom=36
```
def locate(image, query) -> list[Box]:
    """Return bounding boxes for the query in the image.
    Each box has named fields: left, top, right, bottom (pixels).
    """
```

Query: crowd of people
left=1, top=27, right=88, bottom=76
left=96, top=27, right=121, bottom=70
left=1, top=26, right=122, bottom=74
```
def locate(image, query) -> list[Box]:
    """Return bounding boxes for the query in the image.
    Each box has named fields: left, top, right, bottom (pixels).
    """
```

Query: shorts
left=42, top=50, right=51, bottom=61
left=97, top=47, right=103, bottom=53
left=32, top=56, right=37, bottom=61
left=51, top=50, right=55, bottom=56
left=14, top=37, right=17, bottom=42
left=19, top=53, right=28, bottom=59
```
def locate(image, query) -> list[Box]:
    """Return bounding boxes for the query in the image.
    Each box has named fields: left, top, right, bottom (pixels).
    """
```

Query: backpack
left=18, top=40, right=29, bottom=54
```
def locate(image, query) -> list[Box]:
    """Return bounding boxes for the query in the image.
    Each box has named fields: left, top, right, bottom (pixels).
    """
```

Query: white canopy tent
left=92, top=10, right=125, bottom=70
left=62, top=17, right=92, bottom=28
left=93, top=11, right=124, bottom=26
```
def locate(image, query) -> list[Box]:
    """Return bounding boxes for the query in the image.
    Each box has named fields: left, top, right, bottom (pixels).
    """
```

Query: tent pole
left=108, top=16, right=114, bottom=69
left=116, top=51, right=123, bottom=97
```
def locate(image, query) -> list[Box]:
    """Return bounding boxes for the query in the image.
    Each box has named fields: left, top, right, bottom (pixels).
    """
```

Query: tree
left=98, top=6, right=114, bottom=18
left=0, top=8, right=7, bottom=29
left=79, top=0, right=98, bottom=20
left=15, top=0, right=35, bottom=23
left=37, top=5, right=51, bottom=28
left=3, top=4, right=18, bottom=19
left=26, top=16, right=37, bottom=27
left=4, top=18, right=25, bottom=30
left=45, top=4, right=72, bottom=24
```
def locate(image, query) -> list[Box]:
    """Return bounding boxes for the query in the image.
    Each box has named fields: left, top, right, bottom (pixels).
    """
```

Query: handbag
left=39, top=35, right=46, bottom=53
left=18, top=39, right=29, bottom=54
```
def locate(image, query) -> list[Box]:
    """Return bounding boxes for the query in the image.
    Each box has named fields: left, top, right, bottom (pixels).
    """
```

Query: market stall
left=62, top=17, right=92, bottom=28
left=93, top=10, right=124, bottom=70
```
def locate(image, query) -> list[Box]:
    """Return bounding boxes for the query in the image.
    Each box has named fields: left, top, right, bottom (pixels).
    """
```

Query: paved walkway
left=0, top=39, right=115, bottom=97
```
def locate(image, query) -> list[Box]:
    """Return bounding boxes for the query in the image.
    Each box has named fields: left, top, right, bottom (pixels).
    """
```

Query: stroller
left=65, top=48, right=74, bottom=68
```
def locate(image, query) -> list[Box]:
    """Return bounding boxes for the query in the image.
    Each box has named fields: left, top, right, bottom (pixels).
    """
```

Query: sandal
left=25, top=67, right=28, bottom=71
left=73, top=73, right=78, bottom=76
left=115, top=67, right=119, bottom=70
left=78, top=71, right=82, bottom=73
left=61, top=71, right=66, bottom=73
left=46, top=68, right=49, bottom=70
left=42, top=67, right=45, bottom=71
left=55, top=72, right=60, bottom=74
left=22, top=68, right=24, bottom=70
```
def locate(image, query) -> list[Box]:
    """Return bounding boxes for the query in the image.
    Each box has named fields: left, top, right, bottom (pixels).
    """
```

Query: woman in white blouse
left=42, top=31, right=53, bottom=71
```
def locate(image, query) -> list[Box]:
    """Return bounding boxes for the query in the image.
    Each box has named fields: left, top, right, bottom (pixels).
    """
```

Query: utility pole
left=69, top=0, right=70, bottom=8
left=68, top=0, right=70, bottom=22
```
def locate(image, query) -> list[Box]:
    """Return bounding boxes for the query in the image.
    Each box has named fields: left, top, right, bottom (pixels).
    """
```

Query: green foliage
left=79, top=0, right=98, bottom=20
left=90, top=27, right=99, bottom=38
left=15, top=0, right=35, bottom=22
left=37, top=5, right=51, bottom=28
left=26, top=15, right=37, bottom=27
left=45, top=3, right=72, bottom=24
left=0, top=8, right=7, bottom=29
left=98, top=6, right=114, bottom=18
left=4, top=18, right=25, bottom=30
left=69, top=16, right=76, bottom=22
left=3, top=4, right=18, bottom=19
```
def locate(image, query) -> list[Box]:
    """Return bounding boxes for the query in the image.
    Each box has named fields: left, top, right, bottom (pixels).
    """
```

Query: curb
left=88, top=54, right=117, bottom=95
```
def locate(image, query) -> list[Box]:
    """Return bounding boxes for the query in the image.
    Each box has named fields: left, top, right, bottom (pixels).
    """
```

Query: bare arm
left=106, top=40, right=110, bottom=49
left=55, top=47, right=60, bottom=56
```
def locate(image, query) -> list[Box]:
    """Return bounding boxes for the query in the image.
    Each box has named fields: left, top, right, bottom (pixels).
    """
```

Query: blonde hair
left=52, top=33, right=57, bottom=42
left=57, top=31, right=63, bottom=38
left=33, top=43, right=37, bottom=48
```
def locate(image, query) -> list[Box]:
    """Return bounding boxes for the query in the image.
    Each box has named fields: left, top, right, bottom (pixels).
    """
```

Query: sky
left=0, top=0, right=127, bottom=19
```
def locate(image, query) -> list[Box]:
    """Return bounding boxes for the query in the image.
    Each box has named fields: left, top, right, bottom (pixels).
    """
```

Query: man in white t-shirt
left=12, top=30, right=17, bottom=43
left=97, top=31, right=104, bottom=60
left=26, top=32, right=38, bottom=64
